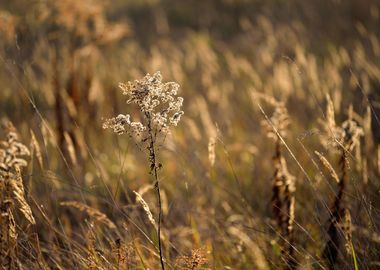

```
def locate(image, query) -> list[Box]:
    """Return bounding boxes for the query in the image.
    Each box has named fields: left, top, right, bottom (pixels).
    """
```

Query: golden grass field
left=0, top=0, right=380, bottom=269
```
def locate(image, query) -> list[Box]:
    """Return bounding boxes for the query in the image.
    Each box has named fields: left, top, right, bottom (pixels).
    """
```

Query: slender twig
left=147, top=114, right=165, bottom=270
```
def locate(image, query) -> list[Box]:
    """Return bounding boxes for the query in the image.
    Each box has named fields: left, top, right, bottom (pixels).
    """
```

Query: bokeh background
left=0, top=0, right=380, bottom=269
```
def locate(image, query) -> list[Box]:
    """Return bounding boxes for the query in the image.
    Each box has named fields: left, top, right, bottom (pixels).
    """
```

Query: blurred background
left=0, top=0, right=380, bottom=269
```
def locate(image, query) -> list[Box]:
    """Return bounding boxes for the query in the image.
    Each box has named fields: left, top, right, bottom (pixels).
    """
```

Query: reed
left=262, top=102, right=297, bottom=269
left=321, top=97, right=364, bottom=269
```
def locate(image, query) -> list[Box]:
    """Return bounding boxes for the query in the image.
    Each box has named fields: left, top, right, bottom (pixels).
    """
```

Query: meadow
left=0, top=0, right=380, bottom=269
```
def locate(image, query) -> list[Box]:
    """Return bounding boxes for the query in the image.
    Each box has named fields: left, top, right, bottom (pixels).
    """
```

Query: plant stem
left=153, top=154, right=165, bottom=270
left=323, top=148, right=348, bottom=269
left=147, top=117, right=165, bottom=270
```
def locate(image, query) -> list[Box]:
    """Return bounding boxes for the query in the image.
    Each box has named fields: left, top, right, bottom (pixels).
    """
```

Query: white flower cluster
left=103, top=114, right=146, bottom=136
left=103, top=71, right=184, bottom=136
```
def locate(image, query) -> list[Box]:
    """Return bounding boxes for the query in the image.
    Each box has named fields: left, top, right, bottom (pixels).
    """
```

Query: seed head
left=262, top=102, right=290, bottom=141
left=0, top=123, right=30, bottom=175
left=103, top=71, right=184, bottom=137
left=320, top=95, right=363, bottom=151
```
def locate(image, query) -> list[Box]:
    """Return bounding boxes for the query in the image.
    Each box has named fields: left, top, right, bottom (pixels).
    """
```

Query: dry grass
left=0, top=0, right=380, bottom=269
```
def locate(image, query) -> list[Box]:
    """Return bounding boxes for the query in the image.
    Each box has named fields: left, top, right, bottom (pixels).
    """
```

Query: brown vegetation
left=1, top=0, right=380, bottom=269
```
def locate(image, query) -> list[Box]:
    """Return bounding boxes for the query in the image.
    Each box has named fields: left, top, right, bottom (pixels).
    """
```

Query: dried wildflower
left=103, top=72, right=183, bottom=270
left=103, top=71, right=184, bottom=137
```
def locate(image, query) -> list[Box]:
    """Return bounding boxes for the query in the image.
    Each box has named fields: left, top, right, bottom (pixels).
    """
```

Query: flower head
left=103, top=71, right=184, bottom=137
